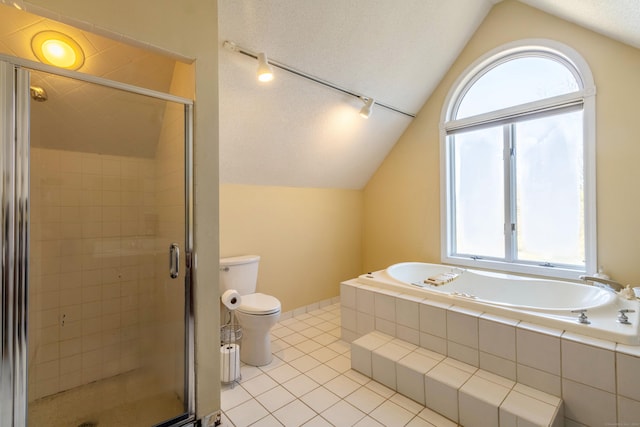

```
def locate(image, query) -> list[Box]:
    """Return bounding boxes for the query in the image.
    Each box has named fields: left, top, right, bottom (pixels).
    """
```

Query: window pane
left=515, top=110, right=584, bottom=266
left=456, top=57, right=580, bottom=119
left=453, top=126, right=504, bottom=258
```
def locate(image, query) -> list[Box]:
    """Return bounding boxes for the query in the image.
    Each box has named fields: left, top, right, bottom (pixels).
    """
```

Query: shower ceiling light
left=359, top=97, right=375, bottom=119
left=223, top=40, right=416, bottom=119
left=31, top=31, right=85, bottom=70
left=256, top=52, right=274, bottom=82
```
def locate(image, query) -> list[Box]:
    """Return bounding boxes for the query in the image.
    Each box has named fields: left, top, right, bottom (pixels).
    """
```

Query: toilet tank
left=219, top=255, right=260, bottom=296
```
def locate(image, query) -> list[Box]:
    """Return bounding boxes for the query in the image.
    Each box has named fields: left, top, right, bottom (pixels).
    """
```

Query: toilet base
left=239, top=327, right=273, bottom=366
left=234, top=309, right=281, bottom=367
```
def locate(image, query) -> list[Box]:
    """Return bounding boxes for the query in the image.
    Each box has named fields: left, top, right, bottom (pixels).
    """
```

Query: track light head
left=257, top=52, right=274, bottom=82
left=360, top=97, right=374, bottom=119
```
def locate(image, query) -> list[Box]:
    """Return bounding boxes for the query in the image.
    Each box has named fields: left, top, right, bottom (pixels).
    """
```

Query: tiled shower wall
left=29, top=148, right=157, bottom=401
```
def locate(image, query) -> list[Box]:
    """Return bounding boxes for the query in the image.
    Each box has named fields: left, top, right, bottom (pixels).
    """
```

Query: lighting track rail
left=223, top=40, right=416, bottom=119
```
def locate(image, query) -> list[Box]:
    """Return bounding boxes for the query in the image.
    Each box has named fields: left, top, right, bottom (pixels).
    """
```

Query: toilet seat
left=237, top=293, right=281, bottom=315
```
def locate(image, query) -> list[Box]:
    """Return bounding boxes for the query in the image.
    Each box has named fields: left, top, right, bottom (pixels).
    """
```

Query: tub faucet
left=579, top=275, right=624, bottom=292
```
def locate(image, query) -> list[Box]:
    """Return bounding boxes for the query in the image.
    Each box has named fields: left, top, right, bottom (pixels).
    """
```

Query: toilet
left=219, top=255, right=281, bottom=366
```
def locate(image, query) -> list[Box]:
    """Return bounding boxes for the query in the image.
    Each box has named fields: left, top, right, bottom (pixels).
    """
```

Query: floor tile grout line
left=223, top=302, right=448, bottom=427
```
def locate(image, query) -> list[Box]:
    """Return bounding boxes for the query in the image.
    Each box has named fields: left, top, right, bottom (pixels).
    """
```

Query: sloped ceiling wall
left=518, top=0, right=640, bottom=49
left=218, top=0, right=497, bottom=189
left=219, top=0, right=640, bottom=190
left=0, top=4, right=177, bottom=158
left=3, top=1, right=639, bottom=172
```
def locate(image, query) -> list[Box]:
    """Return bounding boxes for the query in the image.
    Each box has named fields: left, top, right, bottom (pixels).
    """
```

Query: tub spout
left=579, top=275, right=624, bottom=292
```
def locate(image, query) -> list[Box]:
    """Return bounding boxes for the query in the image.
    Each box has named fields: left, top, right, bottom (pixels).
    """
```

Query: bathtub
left=356, top=262, right=640, bottom=345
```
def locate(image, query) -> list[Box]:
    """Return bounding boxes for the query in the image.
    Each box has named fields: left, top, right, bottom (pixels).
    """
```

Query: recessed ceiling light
left=31, top=31, right=85, bottom=70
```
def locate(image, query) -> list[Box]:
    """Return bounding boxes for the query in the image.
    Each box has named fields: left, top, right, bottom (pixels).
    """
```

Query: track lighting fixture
left=256, top=52, right=274, bottom=82
left=223, top=40, right=416, bottom=119
left=359, top=97, right=374, bottom=119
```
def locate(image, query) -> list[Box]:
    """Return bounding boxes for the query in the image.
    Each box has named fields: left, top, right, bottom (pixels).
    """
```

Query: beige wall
left=220, top=184, right=363, bottom=312
left=363, top=0, right=640, bottom=285
left=21, top=0, right=220, bottom=417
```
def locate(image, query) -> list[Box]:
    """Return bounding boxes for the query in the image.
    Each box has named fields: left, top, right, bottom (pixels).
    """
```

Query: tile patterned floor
left=221, top=303, right=457, bottom=427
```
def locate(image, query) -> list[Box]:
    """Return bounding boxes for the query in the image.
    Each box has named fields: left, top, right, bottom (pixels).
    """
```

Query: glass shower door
left=25, top=69, right=192, bottom=427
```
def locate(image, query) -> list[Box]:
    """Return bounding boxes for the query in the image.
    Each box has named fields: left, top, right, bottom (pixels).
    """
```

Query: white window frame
left=440, top=39, right=597, bottom=280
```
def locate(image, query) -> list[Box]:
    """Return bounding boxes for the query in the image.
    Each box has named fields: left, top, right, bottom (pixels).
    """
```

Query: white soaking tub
left=356, top=262, right=640, bottom=345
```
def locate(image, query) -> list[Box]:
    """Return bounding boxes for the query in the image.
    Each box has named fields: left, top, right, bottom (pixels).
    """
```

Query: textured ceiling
left=0, top=4, right=177, bottom=158
left=219, top=0, right=640, bottom=190
left=519, top=0, right=640, bottom=49
left=2, top=1, right=639, bottom=182
left=219, top=0, right=496, bottom=189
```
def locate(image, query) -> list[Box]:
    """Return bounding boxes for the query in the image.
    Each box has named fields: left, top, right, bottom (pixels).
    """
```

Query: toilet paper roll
left=220, top=343, right=241, bottom=383
left=221, top=289, right=242, bottom=310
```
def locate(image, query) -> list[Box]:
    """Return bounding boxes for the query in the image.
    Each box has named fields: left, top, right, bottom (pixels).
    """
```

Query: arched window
left=440, top=39, right=596, bottom=279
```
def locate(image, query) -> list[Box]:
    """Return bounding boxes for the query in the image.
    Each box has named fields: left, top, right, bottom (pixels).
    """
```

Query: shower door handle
left=169, top=243, right=180, bottom=279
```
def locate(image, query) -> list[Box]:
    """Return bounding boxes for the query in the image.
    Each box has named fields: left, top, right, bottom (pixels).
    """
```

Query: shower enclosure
left=1, top=56, right=194, bottom=427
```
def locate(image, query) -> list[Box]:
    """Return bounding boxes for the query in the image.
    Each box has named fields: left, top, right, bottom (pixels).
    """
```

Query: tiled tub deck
left=340, top=279, right=640, bottom=426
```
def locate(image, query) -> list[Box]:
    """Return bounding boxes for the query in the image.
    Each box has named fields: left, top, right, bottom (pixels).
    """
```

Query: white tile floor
left=221, top=303, right=458, bottom=427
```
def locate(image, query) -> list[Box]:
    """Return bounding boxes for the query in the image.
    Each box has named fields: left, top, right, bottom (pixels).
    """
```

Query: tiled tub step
left=351, top=331, right=564, bottom=427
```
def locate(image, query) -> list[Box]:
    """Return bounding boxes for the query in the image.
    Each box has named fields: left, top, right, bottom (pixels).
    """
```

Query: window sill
left=441, top=255, right=587, bottom=281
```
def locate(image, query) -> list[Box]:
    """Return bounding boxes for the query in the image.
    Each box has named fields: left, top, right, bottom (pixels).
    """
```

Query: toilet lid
left=237, top=293, right=281, bottom=315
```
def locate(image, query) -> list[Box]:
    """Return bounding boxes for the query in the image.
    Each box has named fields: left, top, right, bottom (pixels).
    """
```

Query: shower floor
left=28, top=370, right=185, bottom=427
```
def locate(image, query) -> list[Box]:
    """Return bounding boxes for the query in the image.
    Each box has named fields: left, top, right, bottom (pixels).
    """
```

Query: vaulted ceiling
left=1, top=1, right=639, bottom=182
left=218, top=0, right=497, bottom=189
left=218, top=0, right=640, bottom=189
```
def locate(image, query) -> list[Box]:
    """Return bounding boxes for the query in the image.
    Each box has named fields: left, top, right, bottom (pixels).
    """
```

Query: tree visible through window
left=441, top=40, right=596, bottom=279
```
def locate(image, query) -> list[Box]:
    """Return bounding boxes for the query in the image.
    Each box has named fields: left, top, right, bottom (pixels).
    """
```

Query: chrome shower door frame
left=0, top=57, right=196, bottom=427
left=0, top=61, right=29, bottom=427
